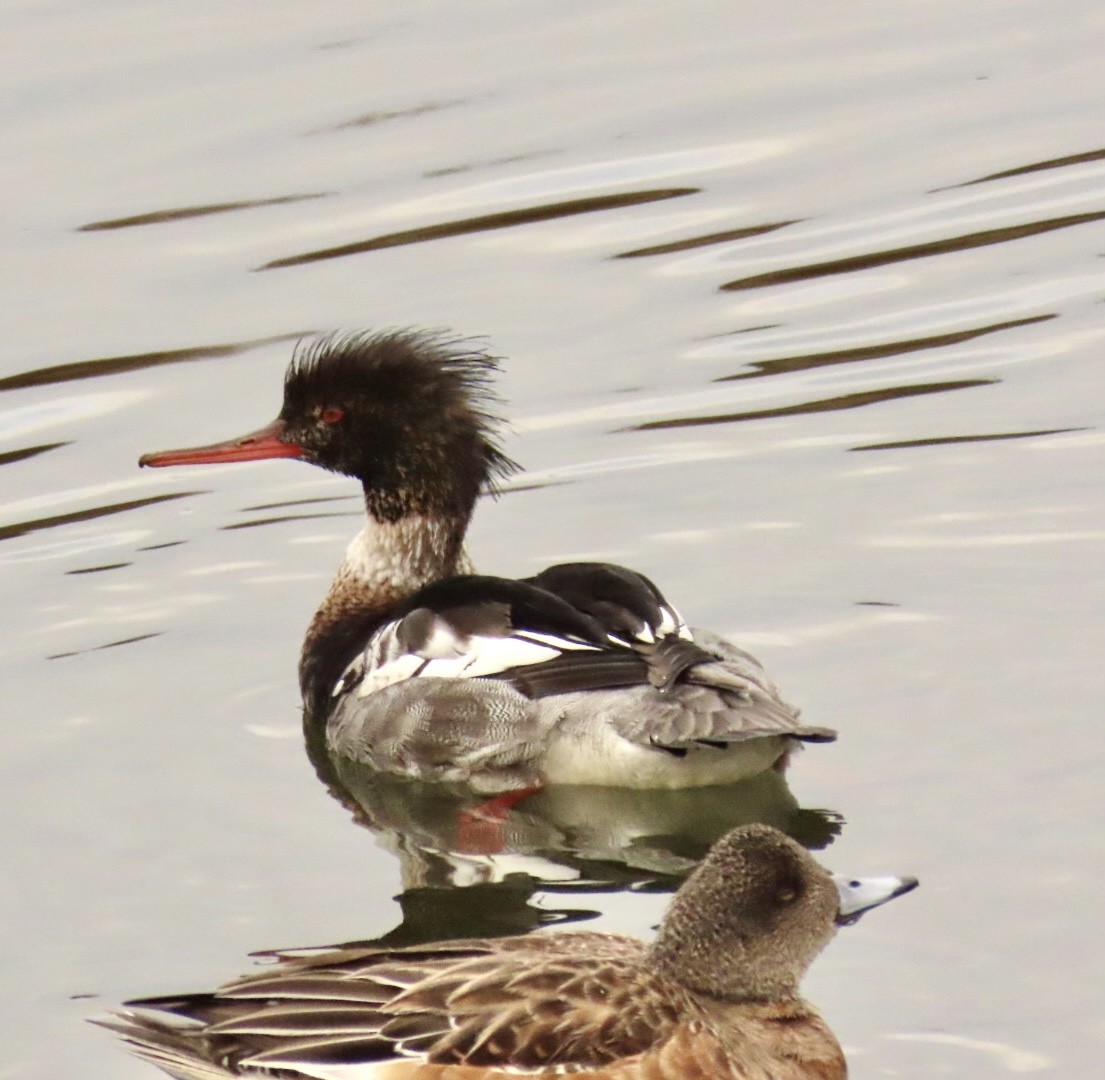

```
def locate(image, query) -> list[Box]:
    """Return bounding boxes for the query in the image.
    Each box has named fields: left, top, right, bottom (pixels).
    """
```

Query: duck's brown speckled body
left=99, top=825, right=917, bottom=1079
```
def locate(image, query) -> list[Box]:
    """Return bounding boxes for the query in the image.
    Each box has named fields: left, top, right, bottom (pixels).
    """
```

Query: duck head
left=649, top=824, right=917, bottom=1003
left=140, top=330, right=518, bottom=523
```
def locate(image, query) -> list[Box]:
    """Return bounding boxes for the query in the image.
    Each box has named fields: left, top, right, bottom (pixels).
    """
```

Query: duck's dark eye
left=320, top=406, right=345, bottom=425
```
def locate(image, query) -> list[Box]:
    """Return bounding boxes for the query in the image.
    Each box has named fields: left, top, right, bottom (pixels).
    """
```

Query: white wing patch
left=511, top=629, right=604, bottom=652
left=657, top=602, right=694, bottom=641
left=333, top=597, right=690, bottom=702
left=607, top=604, right=691, bottom=646
left=353, top=653, right=425, bottom=694
left=395, top=634, right=563, bottom=684
left=416, top=615, right=476, bottom=659
left=340, top=612, right=603, bottom=700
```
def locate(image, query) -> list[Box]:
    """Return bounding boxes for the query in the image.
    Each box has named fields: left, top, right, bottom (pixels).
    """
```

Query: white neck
left=333, top=513, right=471, bottom=603
left=300, top=510, right=473, bottom=711
left=310, top=510, right=476, bottom=647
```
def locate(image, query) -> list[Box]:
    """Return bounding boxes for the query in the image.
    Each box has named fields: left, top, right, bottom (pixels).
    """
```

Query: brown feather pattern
left=97, top=825, right=916, bottom=1078
left=104, top=931, right=845, bottom=1078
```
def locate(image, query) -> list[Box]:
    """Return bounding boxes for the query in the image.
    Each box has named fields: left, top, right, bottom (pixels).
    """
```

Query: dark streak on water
left=0, top=492, right=202, bottom=543
left=65, top=562, right=132, bottom=575
left=319, top=100, right=463, bottom=133
left=614, top=219, right=799, bottom=258
left=699, top=324, right=783, bottom=340
left=0, top=442, right=70, bottom=467
left=945, top=145, right=1105, bottom=188
left=5, top=10, right=1104, bottom=1080
left=497, top=480, right=569, bottom=495
left=240, top=496, right=359, bottom=512
left=77, top=194, right=330, bottom=232
left=849, top=427, right=1086, bottom=452
left=720, top=210, right=1105, bottom=290
left=221, top=511, right=362, bottom=530
left=713, top=315, right=1056, bottom=382
left=258, top=188, right=699, bottom=270
left=0, top=333, right=310, bottom=393
left=424, top=150, right=559, bottom=179
left=47, top=632, right=163, bottom=660
left=623, top=379, right=997, bottom=432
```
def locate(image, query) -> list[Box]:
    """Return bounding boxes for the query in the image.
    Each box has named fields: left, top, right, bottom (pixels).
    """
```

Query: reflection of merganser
left=141, top=331, right=835, bottom=790
left=320, top=765, right=842, bottom=894
left=100, top=825, right=916, bottom=1080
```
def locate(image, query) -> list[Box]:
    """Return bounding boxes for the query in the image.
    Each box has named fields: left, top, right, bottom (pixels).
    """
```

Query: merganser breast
left=139, top=330, right=836, bottom=790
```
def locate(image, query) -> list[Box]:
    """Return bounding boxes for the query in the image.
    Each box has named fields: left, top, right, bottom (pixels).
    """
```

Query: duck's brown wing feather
left=110, top=934, right=688, bottom=1076
left=101, top=936, right=847, bottom=1079
left=231, top=940, right=847, bottom=1079
left=381, top=940, right=683, bottom=1069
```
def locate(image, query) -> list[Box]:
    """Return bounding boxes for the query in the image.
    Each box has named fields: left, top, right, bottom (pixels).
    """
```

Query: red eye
left=320, top=406, right=344, bottom=424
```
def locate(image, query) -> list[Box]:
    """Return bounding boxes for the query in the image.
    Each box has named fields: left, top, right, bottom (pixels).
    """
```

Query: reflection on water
left=221, top=510, right=361, bottom=532
left=614, top=218, right=798, bottom=258
left=239, top=495, right=359, bottom=512
left=5, top=5, right=1105, bottom=1076
left=304, top=718, right=840, bottom=943
left=850, top=426, right=1085, bottom=452
left=64, top=561, right=132, bottom=575
left=320, top=98, right=465, bottom=133
left=47, top=632, right=162, bottom=661
left=78, top=195, right=329, bottom=232
left=625, top=378, right=995, bottom=432
left=0, top=332, right=307, bottom=393
left=258, top=187, right=698, bottom=269
left=718, top=209, right=1105, bottom=291
left=372, top=872, right=571, bottom=946
left=0, top=440, right=68, bottom=467
left=711, top=314, right=1055, bottom=382
left=424, top=149, right=560, bottom=179
left=946, top=144, right=1105, bottom=188
left=0, top=490, right=200, bottom=544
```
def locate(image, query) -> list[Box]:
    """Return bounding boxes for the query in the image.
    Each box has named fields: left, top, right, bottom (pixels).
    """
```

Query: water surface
left=3, top=2, right=1104, bottom=1077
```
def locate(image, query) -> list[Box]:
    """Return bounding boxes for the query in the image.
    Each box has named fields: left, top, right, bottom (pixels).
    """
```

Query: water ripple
left=0, top=492, right=200, bottom=545
left=0, top=333, right=306, bottom=394
left=623, top=379, right=995, bottom=432
left=720, top=209, right=1105, bottom=291
left=712, top=315, right=1055, bottom=382
left=0, top=441, right=69, bottom=467
left=948, top=144, right=1105, bottom=189
left=258, top=188, right=698, bottom=269
left=850, top=428, right=1086, bottom=452
left=77, top=194, right=329, bottom=232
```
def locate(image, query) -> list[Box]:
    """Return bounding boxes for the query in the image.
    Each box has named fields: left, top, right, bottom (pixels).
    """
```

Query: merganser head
left=139, top=330, right=518, bottom=522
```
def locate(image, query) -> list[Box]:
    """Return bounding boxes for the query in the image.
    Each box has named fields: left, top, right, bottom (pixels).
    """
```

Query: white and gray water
left=3, top=2, right=1104, bottom=1077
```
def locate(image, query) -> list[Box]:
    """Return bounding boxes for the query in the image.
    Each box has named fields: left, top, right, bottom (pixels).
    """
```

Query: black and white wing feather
left=326, top=563, right=834, bottom=783
left=331, top=573, right=613, bottom=702
left=332, top=563, right=716, bottom=701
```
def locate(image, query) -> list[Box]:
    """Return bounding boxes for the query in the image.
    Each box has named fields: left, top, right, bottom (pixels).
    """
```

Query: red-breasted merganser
left=99, top=824, right=916, bottom=1080
left=140, top=331, right=835, bottom=791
